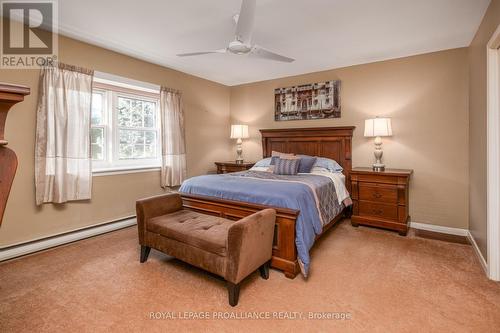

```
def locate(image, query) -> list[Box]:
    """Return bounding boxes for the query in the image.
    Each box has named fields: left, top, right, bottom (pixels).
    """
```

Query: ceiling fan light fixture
left=228, top=40, right=252, bottom=55
left=176, top=0, right=295, bottom=63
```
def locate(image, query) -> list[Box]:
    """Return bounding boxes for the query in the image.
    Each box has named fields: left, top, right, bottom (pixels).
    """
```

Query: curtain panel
left=35, top=63, right=94, bottom=205
left=159, top=87, right=187, bottom=187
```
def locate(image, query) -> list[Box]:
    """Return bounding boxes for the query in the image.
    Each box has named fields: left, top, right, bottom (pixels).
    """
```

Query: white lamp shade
left=230, top=124, right=249, bottom=139
left=364, top=118, right=393, bottom=137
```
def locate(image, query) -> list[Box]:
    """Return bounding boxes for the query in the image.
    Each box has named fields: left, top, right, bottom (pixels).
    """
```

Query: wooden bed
left=181, top=126, right=355, bottom=279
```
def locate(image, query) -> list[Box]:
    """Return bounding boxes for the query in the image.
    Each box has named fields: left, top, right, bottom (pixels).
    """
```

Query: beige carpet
left=1, top=220, right=499, bottom=332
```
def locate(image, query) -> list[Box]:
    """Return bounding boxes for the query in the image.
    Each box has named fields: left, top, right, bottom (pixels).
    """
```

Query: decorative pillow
left=313, top=157, right=343, bottom=172
left=297, top=155, right=317, bottom=173
left=273, top=157, right=300, bottom=175
left=270, top=154, right=298, bottom=165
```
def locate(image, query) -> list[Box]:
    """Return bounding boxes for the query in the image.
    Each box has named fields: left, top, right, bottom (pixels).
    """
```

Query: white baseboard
left=410, top=221, right=489, bottom=276
left=0, top=217, right=137, bottom=262
left=467, top=231, right=489, bottom=275
left=409, top=221, right=469, bottom=236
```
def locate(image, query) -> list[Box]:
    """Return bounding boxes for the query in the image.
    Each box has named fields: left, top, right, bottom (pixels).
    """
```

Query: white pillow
left=254, top=157, right=272, bottom=167
left=311, top=166, right=343, bottom=174
left=250, top=166, right=272, bottom=172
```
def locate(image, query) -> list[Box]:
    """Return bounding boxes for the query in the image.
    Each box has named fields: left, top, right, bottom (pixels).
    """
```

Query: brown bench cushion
left=147, top=210, right=233, bottom=256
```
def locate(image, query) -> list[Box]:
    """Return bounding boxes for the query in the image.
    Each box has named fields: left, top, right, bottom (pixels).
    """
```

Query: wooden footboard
left=181, top=193, right=345, bottom=279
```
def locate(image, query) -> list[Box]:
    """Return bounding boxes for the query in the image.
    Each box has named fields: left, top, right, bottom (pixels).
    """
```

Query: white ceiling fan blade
left=235, top=0, right=256, bottom=45
left=250, top=46, right=295, bottom=63
left=177, top=49, right=227, bottom=57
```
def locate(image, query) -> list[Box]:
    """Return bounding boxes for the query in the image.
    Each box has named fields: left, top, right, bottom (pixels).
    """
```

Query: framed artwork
left=274, top=80, right=341, bottom=121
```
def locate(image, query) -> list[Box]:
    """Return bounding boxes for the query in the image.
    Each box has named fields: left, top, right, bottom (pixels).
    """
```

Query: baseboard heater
left=0, top=217, right=137, bottom=262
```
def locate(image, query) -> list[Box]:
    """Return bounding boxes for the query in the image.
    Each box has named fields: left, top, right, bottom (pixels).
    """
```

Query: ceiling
left=57, top=0, right=490, bottom=86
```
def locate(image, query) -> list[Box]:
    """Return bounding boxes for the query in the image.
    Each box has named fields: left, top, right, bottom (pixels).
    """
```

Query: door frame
left=487, top=24, right=500, bottom=281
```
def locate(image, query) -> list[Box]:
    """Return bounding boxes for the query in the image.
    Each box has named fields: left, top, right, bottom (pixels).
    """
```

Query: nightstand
left=350, top=167, right=413, bottom=236
left=215, top=161, right=255, bottom=174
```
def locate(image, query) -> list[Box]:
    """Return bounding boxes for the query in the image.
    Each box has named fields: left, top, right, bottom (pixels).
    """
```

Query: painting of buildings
left=274, top=80, right=341, bottom=121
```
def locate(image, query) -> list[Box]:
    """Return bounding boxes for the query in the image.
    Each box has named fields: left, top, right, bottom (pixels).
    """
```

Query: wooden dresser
left=215, top=161, right=255, bottom=174
left=350, top=167, right=413, bottom=235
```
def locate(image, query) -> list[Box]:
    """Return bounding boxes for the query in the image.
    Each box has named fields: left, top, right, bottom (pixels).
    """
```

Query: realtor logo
left=1, top=0, right=58, bottom=68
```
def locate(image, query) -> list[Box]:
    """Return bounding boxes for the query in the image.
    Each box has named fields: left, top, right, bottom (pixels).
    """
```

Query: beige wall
left=468, top=0, right=500, bottom=259
left=0, top=35, right=231, bottom=247
left=0, top=27, right=479, bottom=247
left=230, top=48, right=469, bottom=229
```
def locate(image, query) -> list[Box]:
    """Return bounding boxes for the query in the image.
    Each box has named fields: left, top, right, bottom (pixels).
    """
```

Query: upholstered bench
left=136, top=193, right=276, bottom=306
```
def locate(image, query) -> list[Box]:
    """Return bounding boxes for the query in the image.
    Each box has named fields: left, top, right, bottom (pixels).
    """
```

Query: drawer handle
left=372, top=192, right=382, bottom=199
left=372, top=209, right=383, bottom=215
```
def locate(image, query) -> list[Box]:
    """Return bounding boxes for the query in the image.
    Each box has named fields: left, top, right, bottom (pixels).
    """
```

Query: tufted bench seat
left=136, top=193, right=276, bottom=306
left=147, top=210, right=233, bottom=256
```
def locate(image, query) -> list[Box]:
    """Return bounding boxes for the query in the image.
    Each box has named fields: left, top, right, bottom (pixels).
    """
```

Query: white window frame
left=91, top=78, right=161, bottom=174
left=90, top=89, right=107, bottom=163
left=486, top=24, right=500, bottom=281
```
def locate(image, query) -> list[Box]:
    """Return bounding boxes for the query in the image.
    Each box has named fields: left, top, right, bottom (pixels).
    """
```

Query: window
left=91, top=79, right=161, bottom=172
left=117, top=95, right=159, bottom=160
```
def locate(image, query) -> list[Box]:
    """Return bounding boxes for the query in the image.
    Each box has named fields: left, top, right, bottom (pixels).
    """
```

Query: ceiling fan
left=176, top=0, right=295, bottom=63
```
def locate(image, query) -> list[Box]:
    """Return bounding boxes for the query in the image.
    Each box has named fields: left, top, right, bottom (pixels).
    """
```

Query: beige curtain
left=35, top=63, right=94, bottom=205
left=160, top=87, right=187, bottom=187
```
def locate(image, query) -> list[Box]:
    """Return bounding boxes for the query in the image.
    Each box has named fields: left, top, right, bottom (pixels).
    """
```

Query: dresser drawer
left=219, top=166, right=239, bottom=173
left=358, top=201, right=398, bottom=220
left=223, top=166, right=247, bottom=172
left=216, top=163, right=254, bottom=174
left=358, top=183, right=398, bottom=204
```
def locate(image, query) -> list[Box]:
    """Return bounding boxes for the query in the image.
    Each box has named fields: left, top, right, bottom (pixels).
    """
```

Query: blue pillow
left=313, top=157, right=343, bottom=172
left=273, top=158, right=300, bottom=175
left=297, top=155, right=317, bottom=173
left=254, top=157, right=272, bottom=167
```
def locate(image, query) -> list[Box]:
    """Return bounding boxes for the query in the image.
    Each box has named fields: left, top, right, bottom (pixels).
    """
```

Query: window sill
left=92, top=165, right=161, bottom=177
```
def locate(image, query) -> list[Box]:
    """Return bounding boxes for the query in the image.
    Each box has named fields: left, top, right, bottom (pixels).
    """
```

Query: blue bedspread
left=179, top=171, right=344, bottom=276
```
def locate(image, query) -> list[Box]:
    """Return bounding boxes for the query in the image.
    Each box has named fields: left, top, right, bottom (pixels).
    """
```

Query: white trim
left=0, top=217, right=137, bottom=262
left=410, top=222, right=489, bottom=275
left=468, top=231, right=489, bottom=275
left=410, top=221, right=469, bottom=236
left=1, top=214, right=135, bottom=248
left=93, top=166, right=160, bottom=177
left=487, top=24, right=500, bottom=281
left=94, top=72, right=160, bottom=94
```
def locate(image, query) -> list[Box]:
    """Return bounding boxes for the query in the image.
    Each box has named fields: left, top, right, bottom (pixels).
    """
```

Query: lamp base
left=372, top=136, right=385, bottom=172
left=235, top=138, right=243, bottom=164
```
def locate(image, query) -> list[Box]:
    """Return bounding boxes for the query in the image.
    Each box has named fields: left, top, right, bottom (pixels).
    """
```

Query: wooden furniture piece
left=136, top=193, right=276, bottom=306
left=0, top=83, right=30, bottom=227
left=215, top=161, right=255, bottom=174
left=181, top=126, right=355, bottom=279
left=350, top=167, right=412, bottom=235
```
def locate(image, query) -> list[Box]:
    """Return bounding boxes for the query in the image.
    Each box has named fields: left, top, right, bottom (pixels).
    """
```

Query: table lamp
left=364, top=117, right=392, bottom=171
left=230, top=124, right=249, bottom=164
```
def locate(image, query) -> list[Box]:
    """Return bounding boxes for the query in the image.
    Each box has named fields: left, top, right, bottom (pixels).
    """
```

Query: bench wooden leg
left=227, top=282, right=240, bottom=307
left=259, top=262, right=270, bottom=279
left=140, top=246, right=151, bottom=263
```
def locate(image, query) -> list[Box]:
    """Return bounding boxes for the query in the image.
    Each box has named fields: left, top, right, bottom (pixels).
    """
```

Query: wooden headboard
left=260, top=126, right=355, bottom=187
